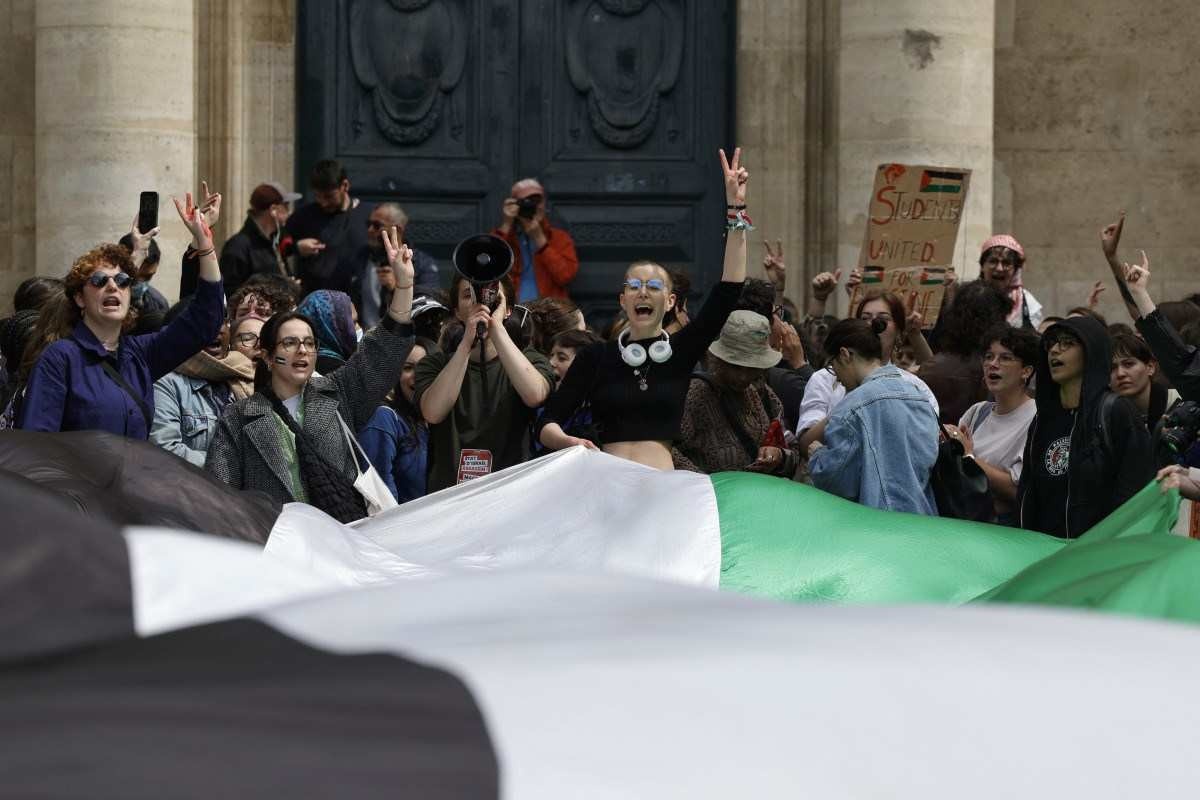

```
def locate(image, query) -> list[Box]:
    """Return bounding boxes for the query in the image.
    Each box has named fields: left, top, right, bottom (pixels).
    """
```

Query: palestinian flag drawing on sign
left=919, top=169, right=965, bottom=193
left=918, top=267, right=947, bottom=285
left=861, top=265, right=885, bottom=284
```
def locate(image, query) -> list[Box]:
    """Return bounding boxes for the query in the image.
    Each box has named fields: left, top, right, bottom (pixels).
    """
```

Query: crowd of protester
left=2, top=151, right=1199, bottom=535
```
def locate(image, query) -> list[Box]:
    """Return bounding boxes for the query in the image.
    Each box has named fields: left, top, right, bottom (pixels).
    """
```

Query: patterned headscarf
left=297, top=290, right=357, bottom=362
left=980, top=234, right=1027, bottom=326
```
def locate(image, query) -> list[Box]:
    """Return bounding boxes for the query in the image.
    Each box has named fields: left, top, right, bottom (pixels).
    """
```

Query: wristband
left=193, top=247, right=215, bottom=259
left=725, top=209, right=754, bottom=231
left=726, top=204, right=747, bottom=210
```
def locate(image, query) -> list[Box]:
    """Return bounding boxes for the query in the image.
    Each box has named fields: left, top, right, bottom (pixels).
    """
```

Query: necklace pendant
left=638, top=377, right=648, bottom=391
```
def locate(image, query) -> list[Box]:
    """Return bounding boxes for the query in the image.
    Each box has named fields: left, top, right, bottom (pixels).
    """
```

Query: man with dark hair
left=219, top=181, right=301, bottom=295
left=348, top=202, right=441, bottom=329
left=284, top=158, right=372, bottom=296
left=118, top=231, right=169, bottom=315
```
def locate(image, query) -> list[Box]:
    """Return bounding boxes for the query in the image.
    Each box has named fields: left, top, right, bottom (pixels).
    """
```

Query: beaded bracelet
left=726, top=209, right=755, bottom=231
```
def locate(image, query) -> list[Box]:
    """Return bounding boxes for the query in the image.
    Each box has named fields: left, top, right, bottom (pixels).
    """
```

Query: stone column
left=836, top=0, right=994, bottom=300
left=736, top=0, right=809, bottom=310
left=35, top=0, right=195, bottom=300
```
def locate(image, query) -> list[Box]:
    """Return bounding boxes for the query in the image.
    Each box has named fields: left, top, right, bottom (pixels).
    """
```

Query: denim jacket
left=809, top=364, right=939, bottom=515
left=150, top=372, right=232, bottom=467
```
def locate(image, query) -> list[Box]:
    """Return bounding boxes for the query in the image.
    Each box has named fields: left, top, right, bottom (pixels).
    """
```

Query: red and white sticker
left=457, top=449, right=494, bottom=484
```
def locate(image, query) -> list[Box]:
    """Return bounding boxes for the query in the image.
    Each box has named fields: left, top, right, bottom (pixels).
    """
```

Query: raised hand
left=173, top=191, right=214, bottom=251
left=904, top=291, right=924, bottom=334
left=811, top=269, right=842, bottom=302
left=771, top=317, right=806, bottom=369
left=844, top=267, right=863, bottom=297
left=1123, top=249, right=1151, bottom=293
left=382, top=225, right=415, bottom=285
left=762, top=239, right=786, bottom=287
left=719, top=147, right=749, bottom=206
left=199, top=180, right=222, bottom=229
left=1101, top=212, right=1125, bottom=260
left=127, top=213, right=160, bottom=272
left=1086, top=280, right=1106, bottom=308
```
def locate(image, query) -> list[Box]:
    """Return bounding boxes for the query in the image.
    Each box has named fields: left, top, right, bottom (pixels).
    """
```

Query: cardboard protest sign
left=849, top=164, right=971, bottom=328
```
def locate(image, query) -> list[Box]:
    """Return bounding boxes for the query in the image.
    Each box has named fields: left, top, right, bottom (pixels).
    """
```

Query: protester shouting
left=947, top=325, right=1039, bottom=525
left=18, top=190, right=226, bottom=438
left=1017, top=316, right=1154, bottom=538
left=206, top=227, right=416, bottom=522
left=536, top=148, right=751, bottom=470
left=808, top=318, right=940, bottom=514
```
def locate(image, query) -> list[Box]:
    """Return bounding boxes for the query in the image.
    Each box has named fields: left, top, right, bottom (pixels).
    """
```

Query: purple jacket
left=18, top=278, right=225, bottom=439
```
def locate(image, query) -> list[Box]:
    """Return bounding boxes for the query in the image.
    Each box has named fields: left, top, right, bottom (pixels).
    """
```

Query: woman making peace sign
left=537, top=148, right=751, bottom=470
left=205, top=227, right=416, bottom=522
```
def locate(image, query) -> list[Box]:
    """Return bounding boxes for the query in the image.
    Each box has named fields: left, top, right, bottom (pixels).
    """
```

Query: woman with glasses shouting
left=18, top=188, right=227, bottom=438
left=206, top=227, right=416, bottom=523
left=536, top=148, right=751, bottom=470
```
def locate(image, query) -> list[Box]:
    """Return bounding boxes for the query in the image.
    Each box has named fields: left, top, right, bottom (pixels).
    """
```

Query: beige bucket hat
left=708, top=310, right=782, bottom=369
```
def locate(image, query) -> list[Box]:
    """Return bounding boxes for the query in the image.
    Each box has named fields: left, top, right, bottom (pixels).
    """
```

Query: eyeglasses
left=278, top=336, right=316, bottom=353
left=366, top=220, right=393, bottom=230
left=983, top=257, right=1016, bottom=269
left=982, top=351, right=1020, bottom=365
left=234, top=332, right=260, bottom=346
left=624, top=278, right=666, bottom=293
left=859, top=312, right=893, bottom=324
left=87, top=271, right=133, bottom=290
left=1044, top=333, right=1080, bottom=351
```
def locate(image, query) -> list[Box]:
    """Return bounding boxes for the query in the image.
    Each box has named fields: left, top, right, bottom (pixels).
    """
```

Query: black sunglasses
left=87, top=272, right=133, bottom=290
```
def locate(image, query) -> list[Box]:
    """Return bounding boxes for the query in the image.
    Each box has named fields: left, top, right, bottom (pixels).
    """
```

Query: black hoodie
left=1017, top=316, right=1153, bottom=538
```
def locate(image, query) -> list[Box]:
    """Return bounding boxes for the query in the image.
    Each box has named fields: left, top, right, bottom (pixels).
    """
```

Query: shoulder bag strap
left=100, top=358, right=152, bottom=432
left=335, top=410, right=369, bottom=477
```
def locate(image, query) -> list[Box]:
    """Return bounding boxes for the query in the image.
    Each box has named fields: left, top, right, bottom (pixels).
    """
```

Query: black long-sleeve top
left=538, top=281, right=742, bottom=445
left=1137, top=309, right=1200, bottom=402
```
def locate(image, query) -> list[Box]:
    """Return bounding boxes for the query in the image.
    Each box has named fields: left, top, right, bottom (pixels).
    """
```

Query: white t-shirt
left=794, top=367, right=940, bottom=434
left=958, top=399, right=1037, bottom=482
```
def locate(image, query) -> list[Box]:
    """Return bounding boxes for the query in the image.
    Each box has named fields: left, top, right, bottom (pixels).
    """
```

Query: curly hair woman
left=18, top=191, right=227, bottom=437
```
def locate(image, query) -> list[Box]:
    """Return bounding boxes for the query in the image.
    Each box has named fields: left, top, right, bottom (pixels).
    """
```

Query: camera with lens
left=517, top=195, right=542, bottom=220
left=1154, top=400, right=1200, bottom=467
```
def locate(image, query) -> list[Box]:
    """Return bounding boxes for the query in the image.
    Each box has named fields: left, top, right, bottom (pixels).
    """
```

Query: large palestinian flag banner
left=5, top=434, right=1200, bottom=797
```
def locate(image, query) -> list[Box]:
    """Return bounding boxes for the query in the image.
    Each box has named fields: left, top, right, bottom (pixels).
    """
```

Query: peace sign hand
left=719, top=147, right=749, bottom=206
left=762, top=239, right=786, bottom=287
left=173, top=191, right=214, bottom=251
left=382, top=225, right=415, bottom=284
left=199, top=180, right=222, bottom=229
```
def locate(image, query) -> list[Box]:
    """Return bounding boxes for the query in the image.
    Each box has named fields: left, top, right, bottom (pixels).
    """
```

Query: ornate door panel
left=298, top=0, right=734, bottom=318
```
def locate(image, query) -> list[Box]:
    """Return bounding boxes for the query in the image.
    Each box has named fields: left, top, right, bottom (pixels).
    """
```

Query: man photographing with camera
left=492, top=178, right=579, bottom=303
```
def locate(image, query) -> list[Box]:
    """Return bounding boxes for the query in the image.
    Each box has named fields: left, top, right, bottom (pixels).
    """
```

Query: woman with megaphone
left=537, top=148, right=751, bottom=470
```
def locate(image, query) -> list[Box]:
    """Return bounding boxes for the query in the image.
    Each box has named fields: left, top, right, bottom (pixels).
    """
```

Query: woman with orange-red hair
left=18, top=189, right=226, bottom=438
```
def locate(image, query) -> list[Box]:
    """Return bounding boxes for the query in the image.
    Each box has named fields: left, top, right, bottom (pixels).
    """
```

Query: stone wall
left=995, top=0, right=1200, bottom=322
left=196, top=0, right=295, bottom=251
left=0, top=0, right=36, bottom=314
